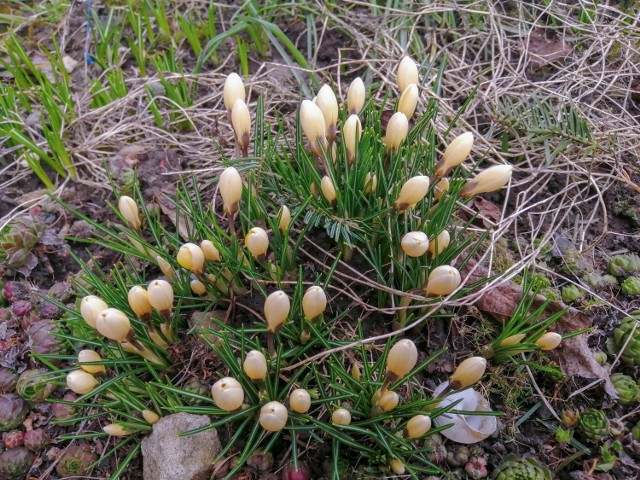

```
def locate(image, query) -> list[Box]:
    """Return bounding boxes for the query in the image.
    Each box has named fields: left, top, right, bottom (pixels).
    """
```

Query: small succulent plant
left=182, top=377, right=209, bottom=404
left=611, top=312, right=640, bottom=366
left=56, top=444, right=98, bottom=477
left=631, top=420, right=640, bottom=441
left=621, top=277, right=640, bottom=296
left=593, top=350, right=607, bottom=366
left=492, top=455, right=552, bottom=480
left=561, top=285, right=584, bottom=303
left=578, top=409, right=610, bottom=441
left=0, top=447, right=35, bottom=479
left=465, top=455, right=488, bottom=479
left=608, top=254, right=640, bottom=277
left=0, top=368, right=18, bottom=393
left=247, top=448, right=273, bottom=472
left=0, top=215, right=45, bottom=269
left=610, top=373, right=640, bottom=404
left=555, top=427, right=573, bottom=444
left=2, top=431, right=23, bottom=449
left=446, top=445, right=470, bottom=467
left=1, top=282, right=30, bottom=304
left=27, top=320, right=63, bottom=356
left=0, top=395, right=29, bottom=433
left=583, top=273, right=617, bottom=289
left=23, top=429, right=50, bottom=452
left=16, top=369, right=55, bottom=403
left=52, top=393, right=78, bottom=420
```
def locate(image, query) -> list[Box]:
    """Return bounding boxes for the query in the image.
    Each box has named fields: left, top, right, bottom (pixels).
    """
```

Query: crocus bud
left=190, top=279, right=206, bottom=296
left=434, top=177, right=450, bottom=201
left=289, top=389, right=311, bottom=414
left=78, top=350, right=106, bottom=375
left=404, top=414, right=431, bottom=439
left=397, top=84, right=419, bottom=119
left=96, top=308, right=132, bottom=342
left=103, top=424, right=131, bottom=436
left=500, top=333, right=526, bottom=347
left=316, top=85, right=339, bottom=142
left=449, top=356, right=487, bottom=389
left=223, top=73, right=245, bottom=111
left=320, top=176, right=337, bottom=205
left=390, top=459, right=405, bottom=475
left=243, top=350, right=268, bottom=382
left=128, top=286, right=152, bottom=321
left=142, top=409, right=160, bottom=424
left=332, top=408, right=352, bottom=425
left=386, top=339, right=418, bottom=381
left=264, top=290, right=290, bottom=333
left=385, top=112, right=408, bottom=150
left=156, top=256, right=175, bottom=281
left=424, top=265, right=461, bottom=296
left=535, top=332, right=562, bottom=351
left=351, top=363, right=361, bottom=381
left=397, top=56, right=419, bottom=92
left=219, top=167, right=243, bottom=215
left=376, top=389, right=399, bottom=412
left=245, top=227, right=269, bottom=260
left=460, top=164, right=513, bottom=198
left=363, top=173, right=377, bottom=194
left=259, top=401, right=288, bottom=432
left=231, top=99, right=251, bottom=155
left=343, top=114, right=361, bottom=164
left=434, top=132, right=474, bottom=177
left=427, top=230, right=450, bottom=256
left=347, top=77, right=365, bottom=115
left=211, top=377, right=244, bottom=411
left=401, top=231, right=429, bottom=257
left=118, top=195, right=141, bottom=230
left=302, top=286, right=327, bottom=321
left=66, top=369, right=98, bottom=395
left=147, top=279, right=174, bottom=316
left=80, top=295, right=108, bottom=329
left=200, top=240, right=221, bottom=262
left=393, top=175, right=430, bottom=211
left=177, top=243, right=205, bottom=275
left=278, top=205, right=291, bottom=233
left=300, top=100, right=327, bottom=156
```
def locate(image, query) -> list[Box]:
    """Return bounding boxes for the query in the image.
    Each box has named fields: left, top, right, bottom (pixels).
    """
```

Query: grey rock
left=142, top=413, right=220, bottom=480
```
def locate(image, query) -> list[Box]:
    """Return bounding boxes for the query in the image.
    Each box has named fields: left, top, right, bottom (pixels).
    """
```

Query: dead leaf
left=527, top=30, right=572, bottom=68
left=157, top=196, right=191, bottom=241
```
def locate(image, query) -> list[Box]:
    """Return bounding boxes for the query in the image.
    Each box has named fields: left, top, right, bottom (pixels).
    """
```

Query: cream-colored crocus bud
left=264, top=290, right=290, bottom=333
left=259, top=401, right=288, bottom=432
left=103, top=424, right=131, bottom=436
left=245, top=227, right=269, bottom=260
left=424, top=265, right=461, bottom=296
left=427, top=230, right=451, bottom=256
left=351, top=363, right=361, bottom=381
left=434, top=132, right=474, bottom=177
left=401, top=231, right=429, bottom=257
left=243, top=350, right=268, bottom=382
left=434, top=177, right=450, bottom=201
left=128, top=286, right=152, bottom=321
left=289, top=389, right=311, bottom=413
left=460, top=164, right=513, bottom=198
left=80, top=295, right=108, bottom=329
left=300, top=99, right=327, bottom=156
left=78, top=350, right=106, bottom=375
left=118, top=195, right=141, bottom=230
left=347, top=77, right=365, bottom=115
left=316, top=84, right=339, bottom=142
left=320, top=176, right=337, bottom=205
left=386, top=339, right=418, bottom=381
left=363, top=173, right=377, bottom=195
left=211, top=377, right=244, bottom=411
left=397, top=84, right=419, bottom=119
left=535, top=332, right=562, bottom=351
left=147, top=279, right=174, bottom=317
left=66, top=369, right=98, bottom=394
left=223, top=73, right=245, bottom=112
left=385, top=112, right=408, bottom=151
left=142, top=409, right=160, bottom=424
left=200, top=240, right=221, bottom=262
left=390, top=459, right=406, bottom=475
left=278, top=205, right=291, bottom=233
left=500, top=333, right=526, bottom=347
left=231, top=99, right=251, bottom=155
left=376, top=389, right=400, bottom=412
left=332, top=408, right=352, bottom=425
left=449, top=356, right=487, bottom=389
left=404, top=414, right=431, bottom=440
left=177, top=243, right=205, bottom=275
left=190, top=279, right=206, bottom=296
left=96, top=308, right=132, bottom=342
left=219, top=167, right=243, bottom=216
left=302, top=286, right=327, bottom=321
left=156, top=256, right=175, bottom=282
left=397, top=56, right=419, bottom=93
left=343, top=114, right=361, bottom=164
left=393, top=175, right=430, bottom=211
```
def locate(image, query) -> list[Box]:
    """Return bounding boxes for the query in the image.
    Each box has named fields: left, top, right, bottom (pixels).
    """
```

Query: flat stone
left=141, top=413, right=220, bottom=480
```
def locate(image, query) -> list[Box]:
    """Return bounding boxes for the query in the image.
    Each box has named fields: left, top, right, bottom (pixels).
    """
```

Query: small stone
left=141, top=413, right=220, bottom=480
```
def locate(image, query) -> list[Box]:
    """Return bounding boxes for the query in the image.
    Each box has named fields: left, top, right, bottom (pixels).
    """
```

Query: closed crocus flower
left=315, top=84, right=339, bottom=142
left=211, top=377, right=244, bottom=411
left=142, top=409, right=160, bottom=424
left=320, top=176, right=337, bottom=205
left=393, top=175, right=430, bottom=211
left=278, top=205, right=291, bottom=233
left=397, top=56, right=419, bottom=93
left=190, top=279, right=206, bottom=296
left=219, top=167, right=243, bottom=215
left=289, top=389, right=312, bottom=414
left=449, top=356, right=487, bottom=389
left=397, top=84, right=419, bottom=119
left=259, top=401, right=288, bottom=432
left=128, top=286, right=152, bottom=321
left=96, top=308, right=132, bottom=342
left=245, top=227, right=269, bottom=260
left=147, top=279, right=174, bottom=316
left=386, top=339, right=418, bottom=381
left=331, top=408, right=352, bottom=425
left=390, top=459, right=406, bottom=475
left=300, top=100, right=327, bottom=156
left=177, top=243, right=205, bottom=275
left=264, top=290, right=290, bottom=333
left=364, top=172, right=377, bottom=194
left=424, top=265, right=461, bottom=296
left=404, top=414, right=431, bottom=440
left=535, top=332, right=562, bottom=351
left=343, top=114, right=361, bottom=164
left=385, top=112, right=408, bottom=150
left=243, top=350, right=268, bottom=382
left=231, top=99, right=251, bottom=155
left=80, top=295, right=108, bottom=329
left=500, top=333, right=526, bottom=347
left=223, top=73, right=245, bottom=112
left=434, top=132, right=474, bottom=177
left=200, top=240, right=221, bottom=262
left=118, top=195, right=141, bottom=230
left=427, top=230, right=450, bottom=256
left=156, top=256, right=175, bottom=282
left=401, top=231, right=429, bottom=257
left=460, top=164, right=513, bottom=198
left=376, top=389, right=399, bottom=412
left=103, top=424, right=131, bottom=436
left=302, top=286, right=327, bottom=321
left=78, top=350, right=106, bottom=375
left=347, top=77, right=365, bottom=115
left=433, top=177, right=450, bottom=201
left=66, top=369, right=98, bottom=394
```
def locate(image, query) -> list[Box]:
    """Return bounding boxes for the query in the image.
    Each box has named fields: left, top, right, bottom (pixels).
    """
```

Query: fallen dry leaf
left=527, top=29, right=572, bottom=68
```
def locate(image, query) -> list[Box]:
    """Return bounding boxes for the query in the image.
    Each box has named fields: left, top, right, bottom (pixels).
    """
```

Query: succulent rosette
left=578, top=409, right=610, bottom=441
left=0, top=447, right=35, bottom=479
left=0, top=395, right=29, bottom=433
left=610, top=373, right=640, bottom=404
left=492, top=455, right=552, bottom=480
left=612, top=312, right=640, bottom=366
